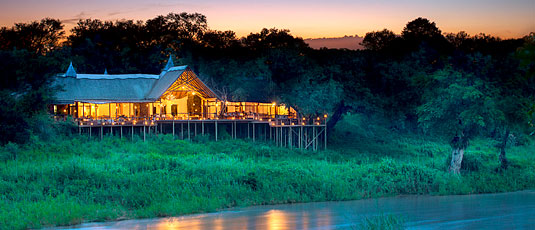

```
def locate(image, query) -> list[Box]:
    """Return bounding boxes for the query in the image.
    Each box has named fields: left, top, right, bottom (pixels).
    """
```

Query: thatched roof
left=53, top=65, right=220, bottom=104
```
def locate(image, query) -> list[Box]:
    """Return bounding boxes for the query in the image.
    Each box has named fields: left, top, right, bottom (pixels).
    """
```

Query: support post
left=270, top=126, right=272, bottom=143
left=100, top=125, right=103, bottom=141
left=121, top=125, right=123, bottom=139
left=324, top=124, right=327, bottom=150
left=131, top=125, right=133, bottom=141
left=299, top=126, right=302, bottom=149
left=143, top=123, right=146, bottom=142
left=313, top=126, right=316, bottom=151
left=215, top=120, right=218, bottom=141
left=253, top=123, right=255, bottom=142
left=188, top=120, right=190, bottom=140
left=172, top=120, right=175, bottom=138
left=289, top=126, right=292, bottom=149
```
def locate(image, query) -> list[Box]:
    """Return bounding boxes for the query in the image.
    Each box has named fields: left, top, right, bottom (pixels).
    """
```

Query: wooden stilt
left=131, top=125, right=133, bottom=141
left=248, top=123, right=250, bottom=139
left=89, top=126, right=92, bottom=139
left=289, top=126, right=292, bottom=149
left=215, top=120, right=218, bottom=141
left=275, top=127, right=277, bottom=146
left=299, top=126, right=302, bottom=149
left=313, top=126, right=316, bottom=151
left=100, top=125, right=103, bottom=141
left=172, top=120, right=175, bottom=137
left=120, top=125, right=123, bottom=139
left=253, top=123, right=255, bottom=142
left=187, top=120, right=190, bottom=140
left=143, top=124, right=146, bottom=142
left=324, top=124, right=327, bottom=150
left=181, top=123, right=184, bottom=140
left=202, top=120, right=204, bottom=135
left=270, top=126, right=272, bottom=143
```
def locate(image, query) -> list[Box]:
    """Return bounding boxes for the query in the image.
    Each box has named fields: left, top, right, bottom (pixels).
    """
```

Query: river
left=57, top=191, right=535, bottom=229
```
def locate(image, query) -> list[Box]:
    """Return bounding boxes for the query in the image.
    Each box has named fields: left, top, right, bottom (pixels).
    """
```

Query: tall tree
left=361, top=29, right=398, bottom=51
left=417, top=67, right=501, bottom=173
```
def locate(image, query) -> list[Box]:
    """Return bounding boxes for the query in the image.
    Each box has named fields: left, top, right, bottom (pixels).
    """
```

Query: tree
left=0, top=18, right=64, bottom=54
left=417, top=67, right=501, bottom=173
left=361, top=29, right=397, bottom=51
left=401, top=17, right=451, bottom=54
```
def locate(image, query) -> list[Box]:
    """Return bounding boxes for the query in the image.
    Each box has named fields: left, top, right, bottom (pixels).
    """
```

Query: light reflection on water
left=58, top=191, right=535, bottom=230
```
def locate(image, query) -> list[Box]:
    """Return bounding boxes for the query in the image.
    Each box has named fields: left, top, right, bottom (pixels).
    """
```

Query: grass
left=0, top=114, right=533, bottom=229
left=354, top=213, right=405, bottom=230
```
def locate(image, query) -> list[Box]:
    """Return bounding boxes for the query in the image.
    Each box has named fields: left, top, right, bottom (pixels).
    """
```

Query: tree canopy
left=0, top=13, right=533, bottom=171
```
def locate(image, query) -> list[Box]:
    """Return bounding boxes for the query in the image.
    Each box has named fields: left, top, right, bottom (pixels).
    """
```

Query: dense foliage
left=0, top=13, right=533, bottom=144
left=0, top=12, right=533, bottom=228
left=0, top=115, right=533, bottom=229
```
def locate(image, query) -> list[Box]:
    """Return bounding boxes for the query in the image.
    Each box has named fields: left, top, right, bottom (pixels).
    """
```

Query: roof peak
left=65, top=62, right=77, bottom=77
left=163, top=55, right=174, bottom=71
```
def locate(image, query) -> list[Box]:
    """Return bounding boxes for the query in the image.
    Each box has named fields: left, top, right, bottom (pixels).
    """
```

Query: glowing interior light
left=324, top=114, right=328, bottom=118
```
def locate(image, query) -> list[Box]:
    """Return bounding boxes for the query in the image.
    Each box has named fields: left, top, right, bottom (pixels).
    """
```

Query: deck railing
left=53, top=112, right=327, bottom=127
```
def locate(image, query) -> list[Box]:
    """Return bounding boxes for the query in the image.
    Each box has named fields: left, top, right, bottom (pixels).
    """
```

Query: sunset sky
left=1, top=0, right=533, bottom=39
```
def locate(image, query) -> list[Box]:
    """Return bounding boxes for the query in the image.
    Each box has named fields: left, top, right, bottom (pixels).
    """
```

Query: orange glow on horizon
left=0, top=1, right=532, bottom=40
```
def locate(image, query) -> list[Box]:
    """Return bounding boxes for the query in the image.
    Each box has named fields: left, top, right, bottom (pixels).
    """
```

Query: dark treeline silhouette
left=1, top=13, right=534, bottom=171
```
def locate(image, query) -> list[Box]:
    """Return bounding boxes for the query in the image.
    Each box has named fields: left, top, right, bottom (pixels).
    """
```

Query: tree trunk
left=499, top=129, right=510, bottom=170
left=326, top=100, right=349, bottom=135
left=450, top=147, right=465, bottom=174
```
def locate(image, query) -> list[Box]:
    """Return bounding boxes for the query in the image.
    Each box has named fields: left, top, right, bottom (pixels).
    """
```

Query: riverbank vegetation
left=1, top=114, right=533, bottom=229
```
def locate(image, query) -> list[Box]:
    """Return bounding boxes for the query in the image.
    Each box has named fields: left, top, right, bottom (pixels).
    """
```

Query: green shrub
left=355, top=213, right=405, bottom=230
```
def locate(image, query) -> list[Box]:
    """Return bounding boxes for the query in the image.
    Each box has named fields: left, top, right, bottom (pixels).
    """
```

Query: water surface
left=58, top=191, right=535, bottom=229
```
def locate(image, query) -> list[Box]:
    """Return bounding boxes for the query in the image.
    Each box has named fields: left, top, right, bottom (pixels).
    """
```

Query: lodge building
left=50, top=57, right=327, bottom=150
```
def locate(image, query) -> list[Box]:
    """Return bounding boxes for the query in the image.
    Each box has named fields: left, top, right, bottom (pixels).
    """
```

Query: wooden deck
left=71, top=117, right=327, bottom=150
